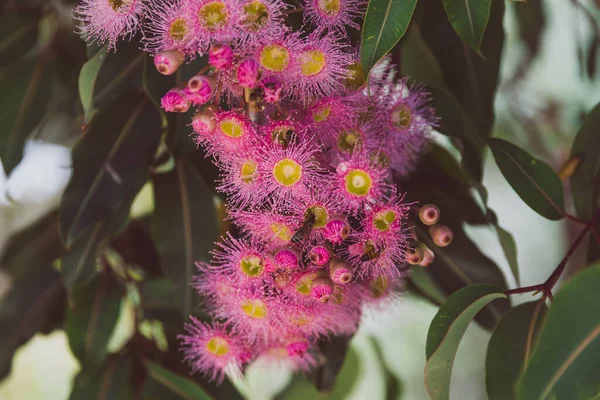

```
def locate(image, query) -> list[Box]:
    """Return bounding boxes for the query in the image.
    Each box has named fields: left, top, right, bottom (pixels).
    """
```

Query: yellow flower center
left=240, top=160, right=258, bottom=183
left=305, top=205, right=329, bottom=229
left=260, top=44, right=291, bottom=72
left=108, top=0, right=126, bottom=12
left=295, top=274, right=313, bottom=296
left=390, top=104, right=412, bottom=129
left=206, top=336, right=230, bottom=356
left=290, top=313, right=313, bottom=325
left=273, top=158, right=302, bottom=187
left=270, top=222, right=293, bottom=242
left=241, top=1, right=270, bottom=32
left=373, top=209, right=397, bottom=232
left=344, top=169, right=373, bottom=197
left=313, top=104, right=332, bottom=123
left=298, top=50, right=326, bottom=77
left=337, top=129, right=363, bottom=152
left=198, top=1, right=228, bottom=31
left=345, top=62, right=366, bottom=89
left=317, top=0, right=341, bottom=16
left=241, top=298, right=268, bottom=318
left=219, top=119, right=243, bottom=138
left=240, top=254, right=264, bottom=277
left=169, top=18, right=189, bottom=42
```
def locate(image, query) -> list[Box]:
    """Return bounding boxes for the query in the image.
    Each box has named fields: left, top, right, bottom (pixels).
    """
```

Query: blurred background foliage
left=0, top=0, right=599, bottom=399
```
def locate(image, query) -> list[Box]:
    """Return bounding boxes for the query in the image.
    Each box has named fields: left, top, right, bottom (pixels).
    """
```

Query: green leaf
left=408, top=266, right=447, bottom=305
left=70, top=355, right=133, bottom=400
left=495, top=224, right=520, bottom=285
left=60, top=91, right=162, bottom=246
left=570, top=102, right=600, bottom=220
left=65, top=272, right=123, bottom=370
left=143, top=362, right=213, bottom=400
left=442, top=0, right=492, bottom=51
left=489, top=138, right=565, bottom=220
left=360, top=0, right=418, bottom=75
left=79, top=44, right=109, bottom=122
left=0, top=55, right=54, bottom=175
left=0, top=12, right=40, bottom=66
left=372, top=338, right=403, bottom=400
left=151, top=159, right=219, bottom=317
left=517, top=263, right=600, bottom=400
left=0, top=266, right=65, bottom=380
left=425, top=284, right=507, bottom=400
left=486, top=301, right=547, bottom=400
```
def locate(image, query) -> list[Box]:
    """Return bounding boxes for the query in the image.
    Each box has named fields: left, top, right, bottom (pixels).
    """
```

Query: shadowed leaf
left=70, top=354, right=133, bottom=400
left=143, top=362, right=213, bottom=400
left=442, top=0, right=492, bottom=51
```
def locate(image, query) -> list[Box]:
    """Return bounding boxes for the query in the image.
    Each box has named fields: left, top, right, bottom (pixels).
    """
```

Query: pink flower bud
left=420, top=245, right=435, bottom=267
left=286, top=341, right=308, bottom=357
left=237, top=59, right=260, bottom=89
left=192, top=107, right=216, bottom=137
left=323, top=218, right=350, bottom=244
left=274, top=248, right=299, bottom=269
left=406, top=244, right=425, bottom=265
left=209, top=44, right=234, bottom=70
left=329, top=259, right=353, bottom=285
left=310, top=277, right=333, bottom=302
left=154, top=50, right=185, bottom=75
left=161, top=90, right=190, bottom=113
left=184, top=76, right=213, bottom=106
left=429, top=224, right=453, bottom=247
left=308, top=245, right=330, bottom=266
left=260, top=77, right=282, bottom=103
left=419, top=204, right=440, bottom=225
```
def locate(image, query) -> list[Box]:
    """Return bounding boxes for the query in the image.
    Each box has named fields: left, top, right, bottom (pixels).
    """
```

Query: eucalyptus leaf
left=518, top=263, right=600, bottom=400
left=486, top=301, right=547, bottom=400
left=442, top=0, right=492, bottom=51
left=143, top=362, right=213, bottom=400
left=489, top=138, right=565, bottom=220
left=0, top=12, right=40, bottom=66
left=60, top=91, right=162, bottom=246
left=360, top=0, right=418, bottom=75
left=425, top=284, right=507, bottom=400
left=79, top=44, right=108, bottom=122
left=65, top=272, right=123, bottom=370
left=70, top=355, right=133, bottom=400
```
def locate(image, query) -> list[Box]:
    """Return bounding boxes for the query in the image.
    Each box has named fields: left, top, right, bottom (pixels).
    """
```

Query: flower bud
left=274, top=248, right=299, bottom=269
left=192, top=107, right=216, bottom=136
left=419, top=245, right=435, bottom=267
left=161, top=90, right=190, bottom=113
left=310, top=277, right=334, bottom=302
left=418, top=204, right=440, bottom=226
left=308, top=245, right=330, bottom=266
left=184, top=76, right=213, bottom=106
left=329, top=259, right=353, bottom=285
left=154, top=50, right=185, bottom=75
left=209, top=43, right=234, bottom=70
left=237, top=59, right=260, bottom=89
left=405, top=244, right=425, bottom=265
left=323, top=218, right=350, bottom=244
left=429, top=224, right=453, bottom=247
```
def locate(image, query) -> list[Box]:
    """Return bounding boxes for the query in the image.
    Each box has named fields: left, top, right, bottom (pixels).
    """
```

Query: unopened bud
left=310, top=277, right=334, bottom=302
left=429, top=224, right=453, bottom=247
left=274, top=248, right=299, bottom=269
left=154, top=50, right=185, bottom=75
left=237, top=59, right=260, bottom=89
left=308, top=245, right=330, bottom=266
left=418, top=204, right=440, bottom=225
left=405, top=244, right=425, bottom=265
left=419, top=245, right=435, bottom=267
left=161, top=90, right=190, bottom=113
left=192, top=107, right=216, bottom=136
left=208, top=43, right=234, bottom=70
left=329, top=259, right=353, bottom=285
left=323, top=218, right=350, bottom=244
left=184, top=75, right=213, bottom=106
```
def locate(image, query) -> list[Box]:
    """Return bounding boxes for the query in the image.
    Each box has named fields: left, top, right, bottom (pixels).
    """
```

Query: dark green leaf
left=65, top=272, right=123, bottom=370
left=151, top=159, right=219, bottom=317
left=489, top=138, right=565, bottom=220
left=570, top=102, right=600, bottom=220
left=0, top=55, right=54, bottom=175
left=70, top=354, right=133, bottom=400
left=360, top=0, right=418, bottom=75
left=79, top=44, right=109, bottom=122
left=425, top=284, right=507, bottom=400
left=60, top=91, right=162, bottom=245
left=0, top=266, right=65, bottom=380
left=143, top=361, right=213, bottom=400
left=0, top=12, right=40, bottom=66
left=518, top=263, right=600, bottom=400
left=442, top=0, right=492, bottom=51
left=372, top=338, right=403, bottom=400
left=61, top=203, right=130, bottom=290
left=495, top=224, right=520, bottom=285
left=486, top=301, right=547, bottom=400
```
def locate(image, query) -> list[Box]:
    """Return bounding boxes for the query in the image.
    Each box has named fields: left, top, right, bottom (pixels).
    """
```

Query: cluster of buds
left=75, top=0, right=439, bottom=383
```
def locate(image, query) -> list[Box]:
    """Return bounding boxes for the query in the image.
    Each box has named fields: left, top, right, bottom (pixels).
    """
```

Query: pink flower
left=302, top=0, right=366, bottom=32
left=210, top=232, right=270, bottom=285
left=216, top=154, right=264, bottom=208
left=236, top=0, right=288, bottom=45
left=180, top=318, right=251, bottom=383
left=237, top=59, right=261, bottom=89
left=75, top=0, right=145, bottom=48
left=161, top=89, right=191, bottom=112
left=209, top=43, right=235, bottom=69
left=186, top=0, right=241, bottom=53
left=144, top=0, right=194, bottom=54
left=228, top=207, right=302, bottom=248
